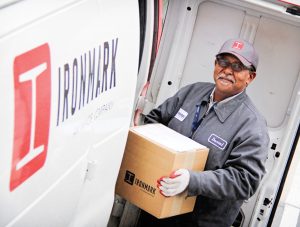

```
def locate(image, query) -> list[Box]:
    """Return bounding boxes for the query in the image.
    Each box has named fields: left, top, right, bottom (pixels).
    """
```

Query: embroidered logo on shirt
left=208, top=134, right=227, bottom=150
left=175, top=108, right=188, bottom=121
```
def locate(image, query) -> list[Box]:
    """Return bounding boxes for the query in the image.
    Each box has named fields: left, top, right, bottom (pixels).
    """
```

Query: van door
left=0, top=0, right=140, bottom=226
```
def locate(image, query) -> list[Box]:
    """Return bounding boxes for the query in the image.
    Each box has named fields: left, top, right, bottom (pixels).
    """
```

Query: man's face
left=213, top=54, right=256, bottom=101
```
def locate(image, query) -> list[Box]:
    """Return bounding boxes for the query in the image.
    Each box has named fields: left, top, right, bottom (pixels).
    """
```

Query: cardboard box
left=115, top=123, right=209, bottom=218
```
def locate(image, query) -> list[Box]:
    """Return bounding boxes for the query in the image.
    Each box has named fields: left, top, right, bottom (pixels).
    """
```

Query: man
left=137, top=38, right=269, bottom=227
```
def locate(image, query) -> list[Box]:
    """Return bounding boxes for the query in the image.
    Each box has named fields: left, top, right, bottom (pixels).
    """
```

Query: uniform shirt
left=144, top=82, right=269, bottom=227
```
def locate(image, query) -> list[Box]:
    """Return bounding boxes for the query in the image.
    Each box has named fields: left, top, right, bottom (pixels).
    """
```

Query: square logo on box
left=124, top=170, right=135, bottom=185
left=10, top=43, right=51, bottom=191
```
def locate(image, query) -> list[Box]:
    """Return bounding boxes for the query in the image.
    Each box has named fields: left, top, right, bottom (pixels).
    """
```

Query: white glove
left=157, top=169, right=190, bottom=197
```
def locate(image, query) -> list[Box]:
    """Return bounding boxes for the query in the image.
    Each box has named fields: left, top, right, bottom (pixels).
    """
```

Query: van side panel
left=0, top=0, right=140, bottom=226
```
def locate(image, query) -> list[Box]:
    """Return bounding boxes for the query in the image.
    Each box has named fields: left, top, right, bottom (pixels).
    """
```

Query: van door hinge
left=257, top=197, right=273, bottom=221
left=263, top=197, right=273, bottom=206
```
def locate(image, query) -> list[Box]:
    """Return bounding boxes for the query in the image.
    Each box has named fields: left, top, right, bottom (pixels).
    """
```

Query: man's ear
left=247, top=72, right=256, bottom=86
left=250, top=72, right=256, bottom=81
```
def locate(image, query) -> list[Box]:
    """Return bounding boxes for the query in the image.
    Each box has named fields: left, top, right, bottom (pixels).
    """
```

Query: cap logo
left=232, top=41, right=244, bottom=50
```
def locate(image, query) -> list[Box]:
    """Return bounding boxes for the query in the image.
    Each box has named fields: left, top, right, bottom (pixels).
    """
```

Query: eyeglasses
left=216, top=56, right=255, bottom=73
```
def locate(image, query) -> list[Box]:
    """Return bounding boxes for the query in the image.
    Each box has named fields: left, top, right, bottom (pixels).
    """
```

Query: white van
left=1, top=0, right=300, bottom=227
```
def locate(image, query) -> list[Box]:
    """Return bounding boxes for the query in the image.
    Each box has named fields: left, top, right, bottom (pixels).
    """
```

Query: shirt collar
left=210, top=87, right=247, bottom=122
left=210, top=87, right=244, bottom=105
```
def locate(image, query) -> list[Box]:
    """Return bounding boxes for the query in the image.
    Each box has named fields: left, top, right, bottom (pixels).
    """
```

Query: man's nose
left=223, top=65, right=234, bottom=74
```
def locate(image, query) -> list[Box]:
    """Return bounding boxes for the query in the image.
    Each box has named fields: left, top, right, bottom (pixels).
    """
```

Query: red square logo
left=232, top=41, right=244, bottom=50
left=10, top=43, right=51, bottom=191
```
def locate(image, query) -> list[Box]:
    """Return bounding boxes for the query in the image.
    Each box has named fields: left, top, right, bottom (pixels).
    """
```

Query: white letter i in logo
left=16, top=63, right=47, bottom=170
